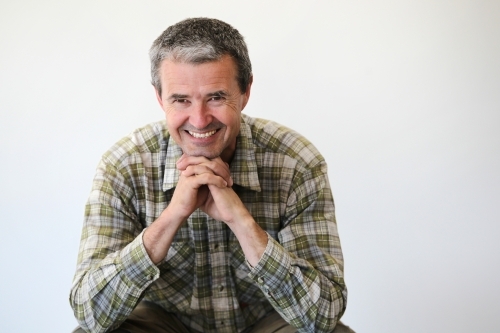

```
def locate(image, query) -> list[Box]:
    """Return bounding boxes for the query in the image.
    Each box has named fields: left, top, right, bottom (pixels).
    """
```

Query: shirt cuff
left=119, top=229, right=160, bottom=288
left=247, top=234, right=292, bottom=295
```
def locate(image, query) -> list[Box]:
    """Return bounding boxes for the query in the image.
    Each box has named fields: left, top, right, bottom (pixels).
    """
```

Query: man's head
left=150, top=18, right=253, bottom=162
left=149, top=17, right=252, bottom=97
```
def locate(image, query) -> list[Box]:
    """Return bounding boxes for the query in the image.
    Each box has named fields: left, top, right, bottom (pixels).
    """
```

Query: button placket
left=207, top=218, right=234, bottom=332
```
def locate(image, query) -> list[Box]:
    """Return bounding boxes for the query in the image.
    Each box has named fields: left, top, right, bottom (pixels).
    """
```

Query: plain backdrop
left=1, top=1, right=499, bottom=332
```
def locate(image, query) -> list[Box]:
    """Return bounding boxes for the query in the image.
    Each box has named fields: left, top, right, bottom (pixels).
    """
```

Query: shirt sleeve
left=69, top=157, right=159, bottom=333
left=247, top=161, right=347, bottom=333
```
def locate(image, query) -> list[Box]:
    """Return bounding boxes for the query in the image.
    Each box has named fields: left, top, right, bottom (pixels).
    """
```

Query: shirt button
left=214, top=244, right=219, bottom=250
left=257, top=277, right=263, bottom=284
left=219, top=285, right=224, bottom=292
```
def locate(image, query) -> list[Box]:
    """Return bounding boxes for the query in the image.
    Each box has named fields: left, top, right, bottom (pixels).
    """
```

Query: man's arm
left=179, top=156, right=347, bottom=333
left=177, top=155, right=268, bottom=266
left=70, top=158, right=160, bottom=333
left=70, top=154, right=231, bottom=333
left=246, top=162, right=347, bottom=333
left=143, top=155, right=231, bottom=264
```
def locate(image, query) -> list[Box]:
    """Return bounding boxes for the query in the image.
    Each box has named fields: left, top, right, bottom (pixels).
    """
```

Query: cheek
left=166, top=119, right=185, bottom=141
left=227, top=116, right=241, bottom=136
left=165, top=111, right=186, bottom=129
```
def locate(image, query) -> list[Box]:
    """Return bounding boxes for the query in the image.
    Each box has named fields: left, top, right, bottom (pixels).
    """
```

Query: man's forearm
left=143, top=206, right=185, bottom=264
left=70, top=231, right=159, bottom=333
left=144, top=154, right=231, bottom=264
left=247, top=237, right=347, bottom=333
left=226, top=214, right=268, bottom=267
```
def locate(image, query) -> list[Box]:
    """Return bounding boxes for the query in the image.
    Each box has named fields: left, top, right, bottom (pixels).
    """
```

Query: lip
left=187, top=129, right=217, bottom=139
left=184, top=129, right=221, bottom=142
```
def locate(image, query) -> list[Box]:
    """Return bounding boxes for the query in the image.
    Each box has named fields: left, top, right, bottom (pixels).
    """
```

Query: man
left=70, top=18, right=353, bottom=333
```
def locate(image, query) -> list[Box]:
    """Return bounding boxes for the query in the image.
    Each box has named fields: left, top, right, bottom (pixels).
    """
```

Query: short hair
left=149, top=17, right=252, bottom=96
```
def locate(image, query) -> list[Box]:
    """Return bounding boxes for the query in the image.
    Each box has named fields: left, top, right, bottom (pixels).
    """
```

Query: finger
left=178, top=164, right=228, bottom=188
left=185, top=172, right=228, bottom=188
left=181, top=164, right=218, bottom=178
left=177, top=154, right=228, bottom=169
left=178, top=156, right=232, bottom=186
left=204, top=159, right=232, bottom=186
left=176, top=155, right=210, bottom=170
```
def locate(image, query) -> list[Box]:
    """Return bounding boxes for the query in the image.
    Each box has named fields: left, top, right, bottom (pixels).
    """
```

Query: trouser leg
left=72, top=302, right=355, bottom=333
left=333, top=321, right=356, bottom=333
left=71, top=301, right=190, bottom=333
left=245, top=311, right=297, bottom=333
left=246, top=311, right=355, bottom=333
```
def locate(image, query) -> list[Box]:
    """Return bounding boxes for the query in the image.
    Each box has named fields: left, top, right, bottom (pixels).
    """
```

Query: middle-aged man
left=70, top=18, right=354, bottom=333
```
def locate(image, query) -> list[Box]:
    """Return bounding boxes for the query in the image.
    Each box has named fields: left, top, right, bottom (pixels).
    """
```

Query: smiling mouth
left=188, top=130, right=217, bottom=138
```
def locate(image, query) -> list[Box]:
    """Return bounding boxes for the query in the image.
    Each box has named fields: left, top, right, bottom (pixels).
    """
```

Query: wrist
left=230, top=218, right=268, bottom=267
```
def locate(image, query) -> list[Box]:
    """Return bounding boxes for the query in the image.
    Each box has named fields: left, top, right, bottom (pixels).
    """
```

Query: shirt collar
left=162, top=116, right=262, bottom=193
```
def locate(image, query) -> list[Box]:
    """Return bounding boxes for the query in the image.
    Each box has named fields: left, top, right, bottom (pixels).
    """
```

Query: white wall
left=1, top=1, right=499, bottom=332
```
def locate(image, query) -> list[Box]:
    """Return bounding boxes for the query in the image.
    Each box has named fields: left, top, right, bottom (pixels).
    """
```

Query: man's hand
left=172, top=154, right=233, bottom=222
left=177, top=155, right=267, bottom=266
left=145, top=154, right=267, bottom=266
left=143, top=155, right=231, bottom=264
left=176, top=155, right=249, bottom=224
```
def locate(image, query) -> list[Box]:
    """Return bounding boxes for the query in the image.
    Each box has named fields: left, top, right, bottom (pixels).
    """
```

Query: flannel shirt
left=70, top=114, right=347, bottom=333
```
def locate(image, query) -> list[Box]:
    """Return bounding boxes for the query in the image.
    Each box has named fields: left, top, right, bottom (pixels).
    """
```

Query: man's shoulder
left=242, top=114, right=325, bottom=168
left=101, top=120, right=169, bottom=166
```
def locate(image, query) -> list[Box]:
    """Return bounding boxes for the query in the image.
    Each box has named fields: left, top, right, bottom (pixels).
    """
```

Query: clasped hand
left=171, top=154, right=248, bottom=224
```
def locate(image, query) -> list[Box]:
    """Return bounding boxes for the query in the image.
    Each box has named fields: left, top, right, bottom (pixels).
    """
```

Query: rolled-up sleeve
left=69, top=157, right=158, bottom=333
left=248, top=162, right=347, bottom=333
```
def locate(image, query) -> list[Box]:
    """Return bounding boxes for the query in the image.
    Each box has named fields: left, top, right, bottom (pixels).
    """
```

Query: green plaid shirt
left=70, top=114, right=347, bottom=333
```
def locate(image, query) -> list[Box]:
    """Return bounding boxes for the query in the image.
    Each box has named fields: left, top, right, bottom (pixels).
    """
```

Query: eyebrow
left=207, top=90, right=229, bottom=98
left=168, top=93, right=189, bottom=100
left=167, top=90, right=229, bottom=101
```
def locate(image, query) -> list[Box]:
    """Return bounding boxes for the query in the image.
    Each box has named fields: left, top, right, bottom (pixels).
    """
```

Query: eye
left=174, top=98, right=189, bottom=104
left=209, top=96, right=223, bottom=101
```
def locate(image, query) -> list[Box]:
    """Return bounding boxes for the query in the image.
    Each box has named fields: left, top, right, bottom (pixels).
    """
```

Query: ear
left=241, top=76, right=253, bottom=111
left=155, top=87, right=164, bottom=109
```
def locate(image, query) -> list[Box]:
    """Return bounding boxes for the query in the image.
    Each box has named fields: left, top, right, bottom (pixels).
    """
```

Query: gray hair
left=149, top=18, right=252, bottom=96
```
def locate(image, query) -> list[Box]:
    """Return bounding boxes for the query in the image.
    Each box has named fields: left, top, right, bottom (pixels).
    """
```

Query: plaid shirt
left=70, top=114, right=347, bottom=333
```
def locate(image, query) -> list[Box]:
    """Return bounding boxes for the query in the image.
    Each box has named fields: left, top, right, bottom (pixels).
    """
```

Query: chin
left=184, top=149, right=221, bottom=159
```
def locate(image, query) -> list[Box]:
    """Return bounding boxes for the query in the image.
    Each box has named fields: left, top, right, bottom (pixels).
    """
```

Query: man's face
left=156, top=55, right=251, bottom=162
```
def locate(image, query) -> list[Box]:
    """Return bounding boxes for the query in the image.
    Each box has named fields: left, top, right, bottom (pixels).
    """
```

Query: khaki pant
left=72, top=301, right=355, bottom=333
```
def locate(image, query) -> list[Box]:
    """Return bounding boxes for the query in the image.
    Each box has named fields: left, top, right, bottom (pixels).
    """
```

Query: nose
left=189, top=101, right=213, bottom=129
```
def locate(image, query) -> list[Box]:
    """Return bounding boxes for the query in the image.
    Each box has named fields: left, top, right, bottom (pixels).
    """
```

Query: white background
left=1, top=1, right=499, bottom=332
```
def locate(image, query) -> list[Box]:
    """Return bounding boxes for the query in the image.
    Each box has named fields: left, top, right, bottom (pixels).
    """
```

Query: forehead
left=159, top=55, right=238, bottom=90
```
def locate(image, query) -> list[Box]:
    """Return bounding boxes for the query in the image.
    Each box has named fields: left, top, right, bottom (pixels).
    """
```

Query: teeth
left=189, top=130, right=217, bottom=138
